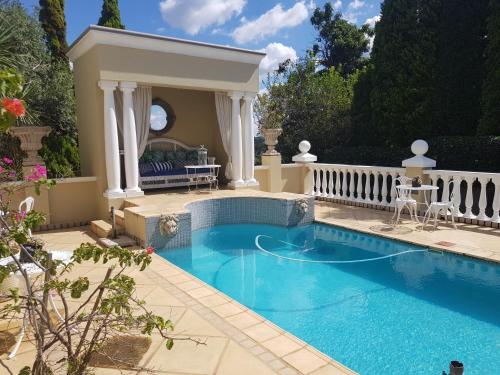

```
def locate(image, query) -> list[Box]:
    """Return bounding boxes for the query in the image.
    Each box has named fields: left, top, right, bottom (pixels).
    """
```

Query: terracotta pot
left=261, top=128, right=282, bottom=155
left=9, top=126, right=51, bottom=166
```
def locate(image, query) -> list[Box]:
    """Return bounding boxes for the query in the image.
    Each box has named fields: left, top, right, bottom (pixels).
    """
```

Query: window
left=149, top=98, right=175, bottom=135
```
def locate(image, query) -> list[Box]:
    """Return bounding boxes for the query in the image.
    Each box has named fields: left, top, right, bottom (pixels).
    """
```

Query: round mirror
left=150, top=99, right=175, bottom=135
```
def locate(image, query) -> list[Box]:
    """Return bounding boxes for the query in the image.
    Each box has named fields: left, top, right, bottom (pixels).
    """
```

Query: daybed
left=138, top=138, right=216, bottom=190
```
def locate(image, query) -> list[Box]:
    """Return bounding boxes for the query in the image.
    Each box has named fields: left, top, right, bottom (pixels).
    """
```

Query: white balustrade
left=427, top=170, right=500, bottom=224
left=308, top=164, right=404, bottom=206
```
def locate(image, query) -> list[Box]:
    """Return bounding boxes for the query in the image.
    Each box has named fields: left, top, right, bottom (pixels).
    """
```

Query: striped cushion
left=152, top=161, right=173, bottom=173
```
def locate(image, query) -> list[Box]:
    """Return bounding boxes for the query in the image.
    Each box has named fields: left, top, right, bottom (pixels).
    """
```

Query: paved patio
left=315, top=201, right=500, bottom=264
left=2, top=226, right=352, bottom=375
left=3, top=198, right=499, bottom=375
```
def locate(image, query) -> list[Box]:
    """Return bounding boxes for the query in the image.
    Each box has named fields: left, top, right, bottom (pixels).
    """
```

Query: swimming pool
left=159, top=223, right=500, bottom=374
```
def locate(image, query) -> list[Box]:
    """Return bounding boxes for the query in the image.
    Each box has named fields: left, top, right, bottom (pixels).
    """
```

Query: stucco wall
left=150, top=87, right=228, bottom=180
left=48, top=178, right=99, bottom=225
left=1, top=177, right=99, bottom=229
left=95, top=45, right=260, bottom=92
left=73, top=48, right=110, bottom=218
left=281, top=164, right=305, bottom=194
left=254, top=166, right=269, bottom=191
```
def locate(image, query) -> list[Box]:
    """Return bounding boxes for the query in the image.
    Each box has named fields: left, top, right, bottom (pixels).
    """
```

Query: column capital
left=98, top=80, right=118, bottom=91
left=228, top=91, right=244, bottom=100
left=119, top=81, right=137, bottom=92
left=243, top=92, right=257, bottom=101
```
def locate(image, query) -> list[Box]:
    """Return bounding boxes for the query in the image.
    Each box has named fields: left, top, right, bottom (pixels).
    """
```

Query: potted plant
left=254, top=92, right=284, bottom=155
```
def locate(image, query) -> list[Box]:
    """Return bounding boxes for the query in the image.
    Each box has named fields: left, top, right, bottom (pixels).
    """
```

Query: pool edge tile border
left=150, top=254, right=358, bottom=375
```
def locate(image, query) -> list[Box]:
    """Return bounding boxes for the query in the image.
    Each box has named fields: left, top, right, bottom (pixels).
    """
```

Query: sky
left=20, top=0, right=382, bottom=78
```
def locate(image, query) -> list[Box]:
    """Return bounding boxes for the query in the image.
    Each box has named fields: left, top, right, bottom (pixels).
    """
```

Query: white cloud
left=348, top=0, right=365, bottom=10
left=333, top=0, right=342, bottom=10
left=159, top=0, right=246, bottom=35
left=258, top=42, right=298, bottom=77
left=364, top=15, right=380, bottom=28
left=344, top=13, right=358, bottom=23
left=232, top=2, right=309, bottom=44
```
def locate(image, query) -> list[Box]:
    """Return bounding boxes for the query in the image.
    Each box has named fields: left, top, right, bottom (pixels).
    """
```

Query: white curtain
left=133, top=86, right=152, bottom=158
left=215, top=92, right=232, bottom=179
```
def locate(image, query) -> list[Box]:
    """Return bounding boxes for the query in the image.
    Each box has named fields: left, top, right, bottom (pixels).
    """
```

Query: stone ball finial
left=299, top=140, right=311, bottom=154
left=411, top=139, right=428, bottom=156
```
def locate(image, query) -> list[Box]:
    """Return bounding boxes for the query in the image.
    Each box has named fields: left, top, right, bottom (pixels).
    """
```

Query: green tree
left=478, top=0, right=500, bottom=135
left=98, top=0, right=125, bottom=29
left=310, top=2, right=372, bottom=77
left=0, top=1, right=79, bottom=176
left=39, top=0, right=68, bottom=60
left=369, top=0, right=441, bottom=146
left=437, top=0, right=488, bottom=136
left=263, top=58, right=355, bottom=162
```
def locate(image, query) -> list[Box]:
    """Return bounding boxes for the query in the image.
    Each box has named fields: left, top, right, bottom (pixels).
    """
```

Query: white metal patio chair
left=423, top=180, right=458, bottom=229
left=19, top=196, right=35, bottom=236
left=392, top=176, right=418, bottom=224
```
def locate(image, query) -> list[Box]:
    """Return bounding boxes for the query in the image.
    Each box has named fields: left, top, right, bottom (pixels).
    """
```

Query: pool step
left=90, top=219, right=124, bottom=239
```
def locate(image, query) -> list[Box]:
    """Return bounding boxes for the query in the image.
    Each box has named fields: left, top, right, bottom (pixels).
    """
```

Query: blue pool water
left=159, top=223, right=500, bottom=375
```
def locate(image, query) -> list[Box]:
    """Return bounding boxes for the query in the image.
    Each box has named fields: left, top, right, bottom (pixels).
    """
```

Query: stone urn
left=261, top=128, right=282, bottom=155
left=9, top=126, right=51, bottom=166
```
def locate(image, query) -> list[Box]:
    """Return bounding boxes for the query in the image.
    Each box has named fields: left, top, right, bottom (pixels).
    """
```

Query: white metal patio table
left=395, top=184, right=439, bottom=223
left=185, top=164, right=221, bottom=192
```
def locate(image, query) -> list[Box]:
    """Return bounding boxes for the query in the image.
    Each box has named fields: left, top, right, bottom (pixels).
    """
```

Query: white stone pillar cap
left=402, top=139, right=436, bottom=168
left=98, top=80, right=118, bottom=90
left=119, top=81, right=137, bottom=91
left=292, top=140, right=317, bottom=163
left=228, top=91, right=244, bottom=99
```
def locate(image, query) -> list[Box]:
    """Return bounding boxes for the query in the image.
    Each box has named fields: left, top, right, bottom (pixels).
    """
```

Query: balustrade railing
left=426, top=170, right=500, bottom=223
left=309, top=164, right=405, bottom=206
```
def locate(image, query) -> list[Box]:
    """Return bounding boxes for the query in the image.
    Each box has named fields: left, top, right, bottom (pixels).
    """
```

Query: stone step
left=90, top=219, right=124, bottom=239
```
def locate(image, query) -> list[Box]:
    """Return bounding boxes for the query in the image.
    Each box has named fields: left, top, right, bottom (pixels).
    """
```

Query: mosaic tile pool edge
left=146, top=196, right=315, bottom=249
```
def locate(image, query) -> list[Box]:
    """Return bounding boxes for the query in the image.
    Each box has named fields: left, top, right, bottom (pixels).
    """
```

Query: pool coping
left=151, top=253, right=358, bottom=375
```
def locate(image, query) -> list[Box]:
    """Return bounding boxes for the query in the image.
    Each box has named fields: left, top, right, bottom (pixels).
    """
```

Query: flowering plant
left=0, top=157, right=195, bottom=374
left=0, top=70, right=25, bottom=131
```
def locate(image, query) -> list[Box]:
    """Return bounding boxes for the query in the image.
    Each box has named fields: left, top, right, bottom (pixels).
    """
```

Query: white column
left=229, top=91, right=244, bottom=187
left=242, top=93, right=258, bottom=185
left=98, top=80, right=123, bottom=198
left=119, top=82, right=143, bottom=197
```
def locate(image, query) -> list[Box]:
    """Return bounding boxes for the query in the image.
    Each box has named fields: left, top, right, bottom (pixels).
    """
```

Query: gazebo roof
left=67, top=25, right=265, bottom=65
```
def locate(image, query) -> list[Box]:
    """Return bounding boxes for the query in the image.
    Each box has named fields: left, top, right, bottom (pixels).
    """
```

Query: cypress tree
left=98, top=0, right=125, bottom=29
left=437, top=0, right=488, bottom=136
left=370, top=0, right=442, bottom=146
left=478, top=0, right=500, bottom=135
left=39, top=0, right=68, bottom=60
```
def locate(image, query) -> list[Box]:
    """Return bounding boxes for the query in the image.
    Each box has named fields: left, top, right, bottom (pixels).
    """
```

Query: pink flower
left=2, top=98, right=26, bottom=117
left=26, top=163, right=47, bottom=182
left=7, top=171, right=16, bottom=178
left=2, top=157, right=13, bottom=165
left=146, top=246, right=155, bottom=255
left=15, top=210, right=27, bottom=223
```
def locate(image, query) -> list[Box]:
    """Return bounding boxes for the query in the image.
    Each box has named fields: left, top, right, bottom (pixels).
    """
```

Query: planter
left=9, top=126, right=51, bottom=166
left=261, top=128, right=282, bottom=155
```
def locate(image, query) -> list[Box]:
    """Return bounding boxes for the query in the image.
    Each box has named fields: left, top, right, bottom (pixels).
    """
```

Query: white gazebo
left=68, top=26, right=265, bottom=216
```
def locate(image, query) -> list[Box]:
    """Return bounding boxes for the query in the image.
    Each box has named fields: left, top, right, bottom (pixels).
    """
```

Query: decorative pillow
left=152, top=161, right=173, bottom=174
left=187, top=150, right=198, bottom=161
left=151, top=149, right=165, bottom=162
left=140, top=149, right=155, bottom=163
left=175, top=150, right=187, bottom=161
left=166, top=150, right=176, bottom=161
